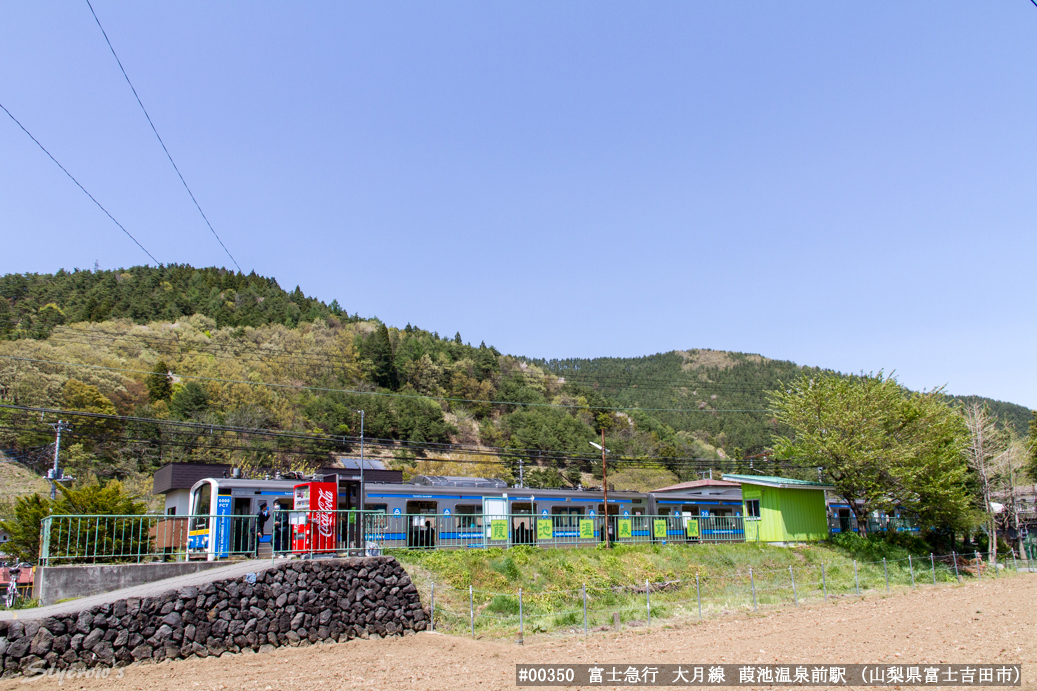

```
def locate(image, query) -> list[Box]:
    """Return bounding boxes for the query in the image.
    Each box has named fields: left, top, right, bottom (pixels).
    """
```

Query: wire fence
left=405, top=550, right=1036, bottom=642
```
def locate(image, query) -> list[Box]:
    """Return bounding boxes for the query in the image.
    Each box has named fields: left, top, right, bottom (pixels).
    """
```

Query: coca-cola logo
left=317, top=487, right=335, bottom=539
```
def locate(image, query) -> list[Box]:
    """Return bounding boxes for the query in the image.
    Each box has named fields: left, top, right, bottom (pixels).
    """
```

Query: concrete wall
left=35, top=562, right=231, bottom=607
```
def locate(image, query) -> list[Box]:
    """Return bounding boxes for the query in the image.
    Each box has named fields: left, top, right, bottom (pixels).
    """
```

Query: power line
left=84, top=0, right=242, bottom=273
left=0, top=101, right=159, bottom=264
left=0, top=354, right=772, bottom=414
left=0, top=403, right=812, bottom=469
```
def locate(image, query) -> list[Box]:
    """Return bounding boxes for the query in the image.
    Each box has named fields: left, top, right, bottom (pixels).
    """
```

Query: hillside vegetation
left=0, top=265, right=1029, bottom=492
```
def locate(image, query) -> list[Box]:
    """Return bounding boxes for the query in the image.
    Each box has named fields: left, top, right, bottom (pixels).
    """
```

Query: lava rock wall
left=0, top=556, right=426, bottom=677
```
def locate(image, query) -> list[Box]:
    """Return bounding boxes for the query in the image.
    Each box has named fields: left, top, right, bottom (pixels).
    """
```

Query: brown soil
left=6, top=575, right=1034, bottom=691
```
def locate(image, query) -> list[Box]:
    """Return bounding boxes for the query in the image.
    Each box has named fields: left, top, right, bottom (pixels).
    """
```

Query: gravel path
left=4, top=574, right=1033, bottom=690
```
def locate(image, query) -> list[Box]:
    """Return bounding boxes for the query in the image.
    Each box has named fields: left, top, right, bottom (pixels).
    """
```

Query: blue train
left=184, top=473, right=751, bottom=556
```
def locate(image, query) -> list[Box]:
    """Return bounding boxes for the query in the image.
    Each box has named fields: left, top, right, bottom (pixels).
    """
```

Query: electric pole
left=601, top=427, right=609, bottom=547
left=590, top=434, right=610, bottom=548
left=49, top=420, right=70, bottom=500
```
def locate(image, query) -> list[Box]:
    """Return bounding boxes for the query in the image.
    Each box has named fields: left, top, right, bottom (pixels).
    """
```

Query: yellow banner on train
left=490, top=519, right=508, bottom=541
left=537, top=519, right=553, bottom=540
left=653, top=519, right=668, bottom=539
left=579, top=519, right=595, bottom=539
left=685, top=518, right=700, bottom=537
left=617, top=519, right=632, bottom=539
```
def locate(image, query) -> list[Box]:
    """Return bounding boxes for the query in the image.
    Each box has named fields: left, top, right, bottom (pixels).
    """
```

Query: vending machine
left=291, top=480, right=338, bottom=554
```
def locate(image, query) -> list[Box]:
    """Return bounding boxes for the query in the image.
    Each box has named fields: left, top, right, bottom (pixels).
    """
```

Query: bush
left=830, top=530, right=931, bottom=562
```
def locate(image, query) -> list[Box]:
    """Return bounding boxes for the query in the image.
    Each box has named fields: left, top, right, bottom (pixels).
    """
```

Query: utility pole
left=518, top=458, right=524, bottom=488
left=596, top=430, right=610, bottom=549
left=48, top=420, right=70, bottom=500
left=358, top=409, right=365, bottom=509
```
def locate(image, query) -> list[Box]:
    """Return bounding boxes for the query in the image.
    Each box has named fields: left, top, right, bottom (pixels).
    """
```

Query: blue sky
left=2, top=2, right=1035, bottom=408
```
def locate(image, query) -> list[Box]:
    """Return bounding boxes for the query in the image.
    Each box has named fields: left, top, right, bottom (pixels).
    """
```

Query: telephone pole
left=590, top=435, right=610, bottom=548
left=49, top=420, right=70, bottom=500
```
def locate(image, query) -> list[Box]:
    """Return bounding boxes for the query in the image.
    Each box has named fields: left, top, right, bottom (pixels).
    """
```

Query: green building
left=722, top=474, right=834, bottom=543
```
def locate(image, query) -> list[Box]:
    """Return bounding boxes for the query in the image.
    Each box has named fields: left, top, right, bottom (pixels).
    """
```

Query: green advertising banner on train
left=490, top=519, right=508, bottom=541
left=685, top=517, right=700, bottom=538
left=654, top=519, right=668, bottom=540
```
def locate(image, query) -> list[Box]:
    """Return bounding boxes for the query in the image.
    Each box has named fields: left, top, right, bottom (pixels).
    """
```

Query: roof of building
left=651, top=478, right=741, bottom=492
left=332, top=456, right=387, bottom=471
left=722, top=474, right=836, bottom=491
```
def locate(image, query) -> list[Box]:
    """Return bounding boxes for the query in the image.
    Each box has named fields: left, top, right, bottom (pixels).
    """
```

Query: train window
left=745, top=500, right=760, bottom=518
left=455, top=505, right=483, bottom=528
left=190, top=483, right=211, bottom=531
left=364, top=504, right=388, bottom=514
left=552, top=507, right=581, bottom=528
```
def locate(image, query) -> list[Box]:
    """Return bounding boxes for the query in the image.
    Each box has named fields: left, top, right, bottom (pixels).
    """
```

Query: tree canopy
left=769, top=372, right=975, bottom=535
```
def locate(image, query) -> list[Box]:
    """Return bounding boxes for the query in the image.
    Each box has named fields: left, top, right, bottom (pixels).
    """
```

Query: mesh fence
left=411, top=551, right=1034, bottom=641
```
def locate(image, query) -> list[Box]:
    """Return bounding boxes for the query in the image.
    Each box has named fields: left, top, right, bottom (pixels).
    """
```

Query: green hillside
left=529, top=351, right=1033, bottom=455
left=0, top=266, right=1029, bottom=490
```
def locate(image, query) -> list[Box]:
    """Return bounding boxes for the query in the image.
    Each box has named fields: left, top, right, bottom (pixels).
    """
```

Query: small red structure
left=291, top=480, right=338, bottom=554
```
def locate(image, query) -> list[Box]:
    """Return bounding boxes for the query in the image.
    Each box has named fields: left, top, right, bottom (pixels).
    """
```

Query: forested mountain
left=0, top=266, right=1029, bottom=491
left=529, top=352, right=1033, bottom=456
left=0, top=265, right=353, bottom=339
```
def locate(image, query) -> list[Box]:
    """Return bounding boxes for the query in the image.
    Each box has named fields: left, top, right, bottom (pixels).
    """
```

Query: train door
left=681, top=505, right=701, bottom=543
left=231, top=497, right=254, bottom=555
left=407, top=500, right=437, bottom=548
left=272, top=496, right=294, bottom=554
left=512, top=502, right=534, bottom=545
left=483, top=497, right=507, bottom=545
left=838, top=509, right=851, bottom=533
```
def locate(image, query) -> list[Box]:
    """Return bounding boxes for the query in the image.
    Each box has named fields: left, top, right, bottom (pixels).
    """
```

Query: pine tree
left=367, top=323, right=398, bottom=389
left=146, top=360, right=173, bottom=402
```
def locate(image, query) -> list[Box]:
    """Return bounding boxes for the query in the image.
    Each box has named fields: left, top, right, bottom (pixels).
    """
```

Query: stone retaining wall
left=0, top=556, right=426, bottom=677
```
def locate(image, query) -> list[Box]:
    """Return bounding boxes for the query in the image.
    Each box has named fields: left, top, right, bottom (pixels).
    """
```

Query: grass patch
left=391, top=540, right=1011, bottom=639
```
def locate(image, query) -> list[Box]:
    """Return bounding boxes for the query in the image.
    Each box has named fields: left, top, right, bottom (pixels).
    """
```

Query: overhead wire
left=0, top=403, right=813, bottom=470
left=0, top=101, right=159, bottom=264
left=84, top=0, right=242, bottom=272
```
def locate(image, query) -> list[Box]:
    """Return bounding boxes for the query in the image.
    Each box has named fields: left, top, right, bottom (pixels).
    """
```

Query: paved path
left=1, top=559, right=284, bottom=622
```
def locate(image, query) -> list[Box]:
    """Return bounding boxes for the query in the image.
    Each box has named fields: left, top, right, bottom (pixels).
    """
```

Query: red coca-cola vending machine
left=291, top=480, right=338, bottom=554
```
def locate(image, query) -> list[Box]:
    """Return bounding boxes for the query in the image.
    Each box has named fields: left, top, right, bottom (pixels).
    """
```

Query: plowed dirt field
left=5, top=575, right=1034, bottom=691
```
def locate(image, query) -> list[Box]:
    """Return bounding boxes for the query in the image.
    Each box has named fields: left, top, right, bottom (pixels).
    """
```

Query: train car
left=187, top=477, right=298, bottom=560
left=645, top=479, right=747, bottom=543
left=363, top=476, right=648, bottom=549
left=184, top=472, right=861, bottom=556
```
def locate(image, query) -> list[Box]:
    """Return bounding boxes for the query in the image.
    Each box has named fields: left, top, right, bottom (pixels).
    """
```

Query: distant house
left=722, top=474, right=834, bottom=543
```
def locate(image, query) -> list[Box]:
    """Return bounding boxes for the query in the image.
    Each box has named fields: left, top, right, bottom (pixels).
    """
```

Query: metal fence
left=39, top=513, right=259, bottom=566
left=413, top=550, right=1037, bottom=642
left=37, top=511, right=756, bottom=565
left=360, top=512, right=758, bottom=551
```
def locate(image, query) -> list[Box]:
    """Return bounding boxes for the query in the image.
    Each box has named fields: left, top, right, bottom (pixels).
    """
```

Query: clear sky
left=1, top=3, right=1035, bottom=408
